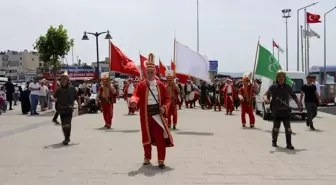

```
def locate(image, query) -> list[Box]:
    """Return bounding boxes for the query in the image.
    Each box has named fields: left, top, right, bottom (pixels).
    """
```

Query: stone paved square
left=1, top=101, right=336, bottom=185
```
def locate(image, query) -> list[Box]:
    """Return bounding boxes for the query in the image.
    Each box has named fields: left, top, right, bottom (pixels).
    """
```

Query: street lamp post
left=323, top=6, right=336, bottom=84
left=82, top=31, right=112, bottom=84
left=296, top=2, right=319, bottom=72
left=282, top=9, right=291, bottom=71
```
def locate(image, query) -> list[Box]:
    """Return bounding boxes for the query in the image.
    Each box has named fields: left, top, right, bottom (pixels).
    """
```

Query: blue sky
left=1, top=0, right=335, bottom=72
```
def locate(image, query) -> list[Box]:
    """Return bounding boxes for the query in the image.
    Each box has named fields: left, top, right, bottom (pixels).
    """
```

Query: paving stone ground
left=1, top=101, right=336, bottom=185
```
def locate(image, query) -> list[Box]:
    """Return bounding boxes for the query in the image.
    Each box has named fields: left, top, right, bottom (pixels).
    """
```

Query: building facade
left=0, top=50, right=41, bottom=82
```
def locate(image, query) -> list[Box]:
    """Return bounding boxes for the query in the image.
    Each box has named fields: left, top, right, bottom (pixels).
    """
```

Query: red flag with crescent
left=110, top=42, right=140, bottom=76
left=306, top=12, right=321, bottom=24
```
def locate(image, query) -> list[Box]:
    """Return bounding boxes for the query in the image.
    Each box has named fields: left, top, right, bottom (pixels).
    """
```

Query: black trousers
left=53, top=103, right=59, bottom=121
left=60, top=113, right=73, bottom=140
left=272, top=116, right=293, bottom=146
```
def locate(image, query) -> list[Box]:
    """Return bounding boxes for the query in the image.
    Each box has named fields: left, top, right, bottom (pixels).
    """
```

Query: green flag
left=255, top=44, right=293, bottom=86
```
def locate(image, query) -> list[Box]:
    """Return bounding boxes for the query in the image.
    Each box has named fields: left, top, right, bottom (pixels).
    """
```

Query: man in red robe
left=166, top=70, right=178, bottom=129
left=238, top=77, right=256, bottom=128
left=223, top=79, right=236, bottom=115
left=130, top=53, right=174, bottom=169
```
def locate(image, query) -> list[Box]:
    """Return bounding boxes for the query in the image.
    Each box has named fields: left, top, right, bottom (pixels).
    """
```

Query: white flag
left=310, top=29, right=320, bottom=38
left=278, top=46, right=284, bottom=53
left=303, top=29, right=320, bottom=38
left=175, top=40, right=211, bottom=83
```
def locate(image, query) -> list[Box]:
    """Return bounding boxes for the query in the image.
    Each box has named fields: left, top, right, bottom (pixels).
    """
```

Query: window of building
left=20, top=57, right=22, bottom=60
left=32, top=58, right=35, bottom=61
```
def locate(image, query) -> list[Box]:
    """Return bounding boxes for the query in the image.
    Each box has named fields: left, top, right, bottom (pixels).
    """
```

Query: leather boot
left=285, top=133, right=294, bottom=150
left=272, top=130, right=279, bottom=147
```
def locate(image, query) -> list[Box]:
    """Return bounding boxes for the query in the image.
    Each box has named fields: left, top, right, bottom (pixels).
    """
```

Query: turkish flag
left=140, top=54, right=147, bottom=78
left=273, top=41, right=279, bottom=48
left=307, top=12, right=321, bottom=24
left=176, top=73, right=189, bottom=84
left=110, top=42, right=140, bottom=76
left=171, top=60, right=175, bottom=71
left=159, top=60, right=166, bottom=76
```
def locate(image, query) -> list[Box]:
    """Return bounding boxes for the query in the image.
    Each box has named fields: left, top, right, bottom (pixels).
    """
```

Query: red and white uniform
left=223, top=81, right=236, bottom=114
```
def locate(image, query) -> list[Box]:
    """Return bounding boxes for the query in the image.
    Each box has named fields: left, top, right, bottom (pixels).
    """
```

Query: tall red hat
left=144, top=53, right=156, bottom=71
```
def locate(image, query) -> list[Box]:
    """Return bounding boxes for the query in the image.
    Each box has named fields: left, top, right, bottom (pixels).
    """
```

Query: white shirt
left=29, top=83, right=40, bottom=96
left=91, top=84, right=97, bottom=94
left=147, top=80, right=168, bottom=138
left=14, top=86, right=19, bottom=94
left=186, top=84, right=192, bottom=92
left=227, top=85, right=232, bottom=94
left=315, top=82, right=321, bottom=96
left=39, top=85, right=49, bottom=96
left=127, top=83, right=135, bottom=94
left=147, top=80, right=159, bottom=105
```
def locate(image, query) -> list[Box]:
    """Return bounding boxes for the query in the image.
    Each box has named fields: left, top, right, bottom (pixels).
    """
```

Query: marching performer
left=130, top=53, right=174, bottom=169
left=238, top=77, right=255, bottom=128
left=184, top=79, right=194, bottom=108
left=166, top=70, right=178, bottom=129
left=176, top=80, right=184, bottom=109
left=124, top=78, right=136, bottom=115
left=223, top=79, right=236, bottom=115
left=52, top=71, right=80, bottom=145
left=213, top=78, right=222, bottom=111
left=97, top=72, right=117, bottom=129
left=199, top=80, right=207, bottom=109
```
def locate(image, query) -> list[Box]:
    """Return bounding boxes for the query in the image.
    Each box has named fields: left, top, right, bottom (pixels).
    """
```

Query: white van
left=0, top=77, right=8, bottom=87
left=255, top=71, right=307, bottom=120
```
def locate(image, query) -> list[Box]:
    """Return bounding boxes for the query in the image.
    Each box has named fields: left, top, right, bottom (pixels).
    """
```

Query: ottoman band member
left=98, top=72, right=117, bottom=129
left=264, top=70, right=302, bottom=150
left=166, top=70, right=179, bottom=129
left=184, top=79, right=194, bottom=108
left=124, top=78, right=136, bottom=114
left=223, top=79, right=236, bottom=115
left=52, top=71, right=80, bottom=145
left=130, top=53, right=174, bottom=169
left=238, top=77, right=255, bottom=128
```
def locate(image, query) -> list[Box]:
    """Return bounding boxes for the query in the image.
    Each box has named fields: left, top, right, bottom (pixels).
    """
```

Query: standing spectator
left=39, top=80, right=49, bottom=111
left=20, top=82, right=31, bottom=114
left=4, top=77, right=14, bottom=110
left=28, top=78, right=40, bottom=115
left=14, top=84, right=20, bottom=106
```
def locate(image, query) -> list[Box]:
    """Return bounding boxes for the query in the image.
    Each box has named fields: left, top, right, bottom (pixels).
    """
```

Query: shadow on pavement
left=128, top=164, right=173, bottom=177
left=106, top=129, right=140, bottom=133
left=241, top=127, right=263, bottom=131
left=175, top=131, right=214, bottom=136
left=269, top=147, right=307, bottom=155
left=43, top=142, right=80, bottom=149
left=262, top=130, right=299, bottom=135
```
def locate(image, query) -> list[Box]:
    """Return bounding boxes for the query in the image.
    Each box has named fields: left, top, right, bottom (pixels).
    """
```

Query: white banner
left=175, top=40, right=211, bottom=83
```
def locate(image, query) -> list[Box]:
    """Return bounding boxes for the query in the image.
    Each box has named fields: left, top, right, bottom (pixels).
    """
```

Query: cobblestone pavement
left=1, top=101, right=336, bottom=185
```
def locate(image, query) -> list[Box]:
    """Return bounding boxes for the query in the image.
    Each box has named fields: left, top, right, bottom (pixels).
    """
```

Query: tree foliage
left=34, top=25, right=74, bottom=70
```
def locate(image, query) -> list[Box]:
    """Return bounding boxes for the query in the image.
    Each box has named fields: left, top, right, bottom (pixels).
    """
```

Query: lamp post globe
left=81, top=31, right=89, bottom=40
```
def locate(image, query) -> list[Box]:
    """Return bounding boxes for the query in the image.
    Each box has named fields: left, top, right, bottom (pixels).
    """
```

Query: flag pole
left=272, top=39, right=274, bottom=56
left=277, top=47, right=280, bottom=62
left=249, top=36, right=260, bottom=103
left=251, top=36, right=260, bottom=81
left=304, top=9, right=307, bottom=75
left=307, top=24, right=310, bottom=74
left=300, top=25, right=304, bottom=72
left=173, top=34, right=176, bottom=76
left=139, top=50, right=142, bottom=79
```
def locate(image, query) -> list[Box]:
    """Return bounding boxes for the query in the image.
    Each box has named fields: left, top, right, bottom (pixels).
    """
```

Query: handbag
left=146, top=82, right=160, bottom=116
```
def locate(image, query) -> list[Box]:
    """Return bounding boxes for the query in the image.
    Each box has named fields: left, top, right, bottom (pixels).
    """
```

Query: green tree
left=34, top=25, right=74, bottom=73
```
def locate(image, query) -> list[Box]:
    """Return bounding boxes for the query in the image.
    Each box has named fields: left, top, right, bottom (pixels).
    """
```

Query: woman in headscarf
left=20, top=82, right=31, bottom=114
